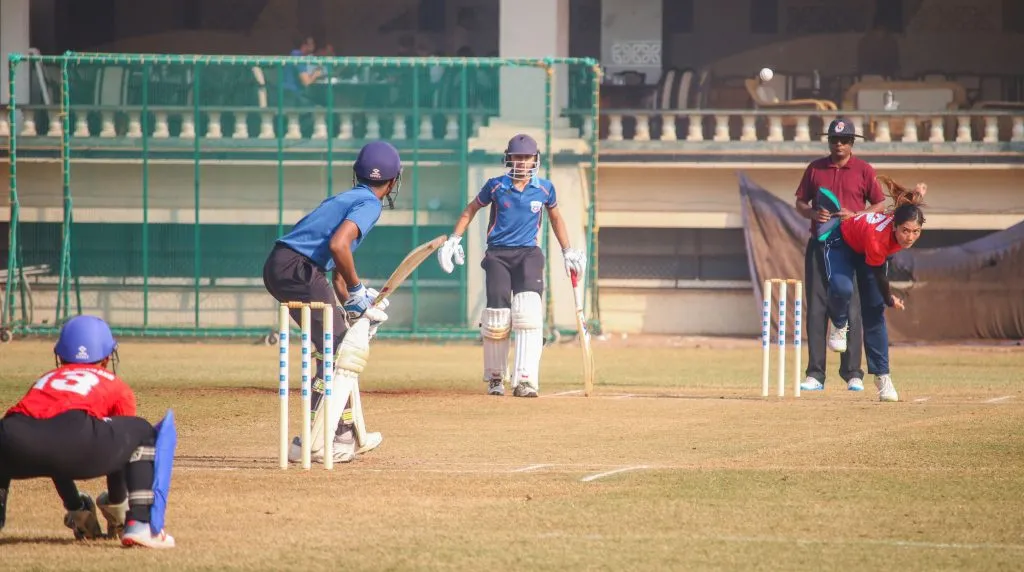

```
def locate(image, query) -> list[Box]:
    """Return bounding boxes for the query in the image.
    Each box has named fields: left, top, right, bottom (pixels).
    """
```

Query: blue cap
left=354, top=141, right=402, bottom=181
left=54, top=315, right=117, bottom=364
left=506, top=134, right=538, bottom=155
left=823, top=117, right=863, bottom=138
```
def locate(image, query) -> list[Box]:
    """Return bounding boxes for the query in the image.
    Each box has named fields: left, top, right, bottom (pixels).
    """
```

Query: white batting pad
left=339, top=319, right=372, bottom=447
left=308, top=373, right=354, bottom=455
left=480, top=307, right=511, bottom=382
left=511, top=292, right=544, bottom=391
left=309, top=318, right=370, bottom=454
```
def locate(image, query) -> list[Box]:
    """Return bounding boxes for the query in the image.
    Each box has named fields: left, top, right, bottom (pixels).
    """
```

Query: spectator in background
left=283, top=35, right=322, bottom=106
left=316, top=43, right=336, bottom=57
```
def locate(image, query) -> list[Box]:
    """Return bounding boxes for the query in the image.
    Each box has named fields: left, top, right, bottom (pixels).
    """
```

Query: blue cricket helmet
left=54, top=315, right=118, bottom=364
left=353, top=140, right=403, bottom=209
left=504, top=133, right=539, bottom=180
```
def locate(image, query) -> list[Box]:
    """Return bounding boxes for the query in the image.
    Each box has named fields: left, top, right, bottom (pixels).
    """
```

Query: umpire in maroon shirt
left=794, top=118, right=886, bottom=392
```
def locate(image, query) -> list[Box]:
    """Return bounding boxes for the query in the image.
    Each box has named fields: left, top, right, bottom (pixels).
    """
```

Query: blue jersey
left=476, top=175, right=557, bottom=248
left=277, top=185, right=382, bottom=270
left=282, top=49, right=315, bottom=94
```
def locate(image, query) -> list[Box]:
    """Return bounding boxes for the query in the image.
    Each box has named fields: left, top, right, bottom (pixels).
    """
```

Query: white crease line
left=548, top=390, right=583, bottom=397
left=914, top=397, right=931, bottom=403
left=984, top=395, right=1015, bottom=404
left=612, top=394, right=635, bottom=400
left=511, top=464, right=553, bottom=473
left=580, top=465, right=650, bottom=482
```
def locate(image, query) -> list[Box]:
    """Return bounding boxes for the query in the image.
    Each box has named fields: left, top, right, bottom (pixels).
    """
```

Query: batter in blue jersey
left=262, top=140, right=401, bottom=465
left=437, top=134, right=585, bottom=398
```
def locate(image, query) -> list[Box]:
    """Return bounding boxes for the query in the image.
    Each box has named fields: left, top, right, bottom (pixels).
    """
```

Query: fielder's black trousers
left=0, top=410, right=155, bottom=521
left=804, top=238, right=865, bottom=383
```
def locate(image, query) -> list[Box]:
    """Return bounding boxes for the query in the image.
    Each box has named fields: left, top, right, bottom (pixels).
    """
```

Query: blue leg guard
left=150, top=410, right=177, bottom=535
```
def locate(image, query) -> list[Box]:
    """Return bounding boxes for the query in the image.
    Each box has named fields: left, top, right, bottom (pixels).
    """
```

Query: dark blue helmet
left=54, top=315, right=117, bottom=364
left=504, top=134, right=539, bottom=180
left=353, top=141, right=403, bottom=209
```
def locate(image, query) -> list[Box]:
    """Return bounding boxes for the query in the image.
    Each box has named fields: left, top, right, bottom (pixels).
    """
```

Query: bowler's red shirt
left=840, top=212, right=902, bottom=267
left=6, top=364, right=136, bottom=419
left=795, top=156, right=886, bottom=234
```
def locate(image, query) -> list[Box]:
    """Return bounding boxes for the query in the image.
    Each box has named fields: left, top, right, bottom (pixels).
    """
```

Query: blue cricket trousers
left=823, top=235, right=890, bottom=375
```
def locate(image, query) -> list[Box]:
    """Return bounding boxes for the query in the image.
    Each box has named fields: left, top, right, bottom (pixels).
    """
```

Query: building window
left=598, top=228, right=751, bottom=283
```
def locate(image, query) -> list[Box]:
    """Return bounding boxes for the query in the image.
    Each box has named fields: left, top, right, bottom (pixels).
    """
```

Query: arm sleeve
left=870, top=263, right=894, bottom=307
left=864, top=165, right=886, bottom=204
left=795, top=166, right=814, bottom=202
left=545, top=182, right=558, bottom=208
left=344, top=199, right=383, bottom=239
left=475, top=182, right=494, bottom=206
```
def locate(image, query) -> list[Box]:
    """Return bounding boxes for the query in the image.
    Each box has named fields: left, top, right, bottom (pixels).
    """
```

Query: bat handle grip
left=570, top=270, right=579, bottom=288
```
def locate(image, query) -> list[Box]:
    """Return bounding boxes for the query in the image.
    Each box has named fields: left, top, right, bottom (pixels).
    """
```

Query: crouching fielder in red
left=823, top=177, right=927, bottom=402
left=437, top=134, right=585, bottom=397
left=0, top=316, right=176, bottom=548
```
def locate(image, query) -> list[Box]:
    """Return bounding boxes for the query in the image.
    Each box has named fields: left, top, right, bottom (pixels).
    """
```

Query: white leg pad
left=511, top=292, right=544, bottom=391
left=480, top=307, right=511, bottom=382
left=309, top=374, right=353, bottom=455
left=337, top=318, right=372, bottom=448
left=310, top=318, right=369, bottom=454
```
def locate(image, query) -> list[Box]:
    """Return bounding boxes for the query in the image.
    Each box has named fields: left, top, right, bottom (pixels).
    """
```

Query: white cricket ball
left=759, top=67, right=774, bottom=82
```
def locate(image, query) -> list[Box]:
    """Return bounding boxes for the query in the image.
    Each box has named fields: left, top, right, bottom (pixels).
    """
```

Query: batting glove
left=342, top=283, right=373, bottom=320
left=437, top=234, right=465, bottom=274
left=562, top=247, right=585, bottom=278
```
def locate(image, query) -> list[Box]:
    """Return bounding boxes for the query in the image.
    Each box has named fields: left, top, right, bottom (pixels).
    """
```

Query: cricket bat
left=343, top=235, right=447, bottom=450
left=372, top=234, right=448, bottom=306
left=570, top=270, right=595, bottom=397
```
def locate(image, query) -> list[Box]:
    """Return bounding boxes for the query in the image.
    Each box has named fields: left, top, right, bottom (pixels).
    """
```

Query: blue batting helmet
left=353, top=140, right=403, bottom=209
left=54, top=315, right=118, bottom=364
left=504, top=134, right=539, bottom=180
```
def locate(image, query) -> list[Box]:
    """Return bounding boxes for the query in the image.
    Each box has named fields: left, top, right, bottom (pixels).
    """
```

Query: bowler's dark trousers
left=804, top=238, right=865, bottom=384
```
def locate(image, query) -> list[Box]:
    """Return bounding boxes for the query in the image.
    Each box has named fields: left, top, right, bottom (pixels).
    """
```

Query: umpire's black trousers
left=804, top=238, right=864, bottom=383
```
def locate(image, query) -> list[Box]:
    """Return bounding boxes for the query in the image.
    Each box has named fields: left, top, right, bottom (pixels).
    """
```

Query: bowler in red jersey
left=821, top=177, right=927, bottom=402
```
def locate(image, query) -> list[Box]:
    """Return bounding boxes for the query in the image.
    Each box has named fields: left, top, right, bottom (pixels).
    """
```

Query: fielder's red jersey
left=840, top=212, right=902, bottom=267
left=5, top=364, right=136, bottom=419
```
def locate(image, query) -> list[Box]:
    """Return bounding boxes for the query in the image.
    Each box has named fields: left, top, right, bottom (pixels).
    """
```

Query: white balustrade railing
left=5, top=107, right=1024, bottom=147
left=592, top=109, right=1024, bottom=145
left=1, top=106, right=494, bottom=143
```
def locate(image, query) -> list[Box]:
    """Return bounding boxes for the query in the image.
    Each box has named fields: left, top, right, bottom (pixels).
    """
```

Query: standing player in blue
left=263, top=141, right=397, bottom=464
left=437, top=134, right=585, bottom=397
left=0, top=315, right=176, bottom=548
